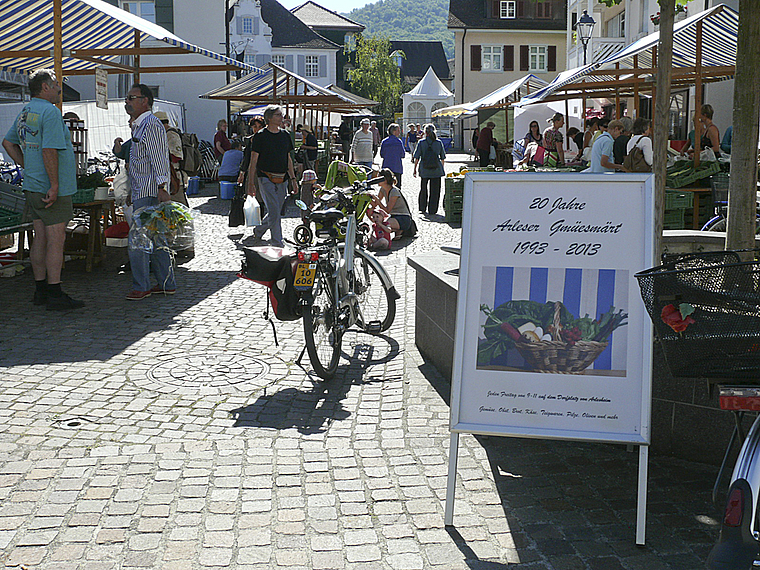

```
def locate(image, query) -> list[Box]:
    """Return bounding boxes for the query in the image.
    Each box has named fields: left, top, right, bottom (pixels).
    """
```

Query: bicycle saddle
left=310, top=208, right=344, bottom=225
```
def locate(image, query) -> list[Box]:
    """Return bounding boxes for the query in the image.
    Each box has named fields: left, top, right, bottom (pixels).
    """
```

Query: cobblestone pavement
left=0, top=153, right=724, bottom=569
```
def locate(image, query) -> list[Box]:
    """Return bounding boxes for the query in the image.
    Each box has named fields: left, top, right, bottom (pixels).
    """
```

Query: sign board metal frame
left=445, top=172, right=654, bottom=545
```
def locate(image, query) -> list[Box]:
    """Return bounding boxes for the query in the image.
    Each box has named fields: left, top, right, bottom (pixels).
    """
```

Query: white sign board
left=451, top=172, right=654, bottom=445
left=95, top=68, right=108, bottom=110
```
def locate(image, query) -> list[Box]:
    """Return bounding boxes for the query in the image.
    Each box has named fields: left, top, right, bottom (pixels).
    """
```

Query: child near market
left=368, top=209, right=392, bottom=251
left=299, top=169, right=321, bottom=223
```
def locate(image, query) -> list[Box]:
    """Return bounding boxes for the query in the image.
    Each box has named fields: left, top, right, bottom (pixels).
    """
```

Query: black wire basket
left=635, top=250, right=760, bottom=380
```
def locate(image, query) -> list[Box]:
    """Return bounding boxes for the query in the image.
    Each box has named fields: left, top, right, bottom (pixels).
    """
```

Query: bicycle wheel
left=351, top=249, right=396, bottom=333
left=293, top=224, right=313, bottom=245
left=704, top=216, right=760, bottom=234
left=303, top=265, right=342, bottom=379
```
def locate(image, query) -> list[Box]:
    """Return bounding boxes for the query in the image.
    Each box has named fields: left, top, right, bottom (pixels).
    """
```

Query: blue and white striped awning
left=432, top=74, right=548, bottom=119
left=515, top=3, right=738, bottom=107
left=0, top=0, right=263, bottom=75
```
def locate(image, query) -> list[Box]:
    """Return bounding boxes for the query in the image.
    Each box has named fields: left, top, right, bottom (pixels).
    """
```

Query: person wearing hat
left=299, top=125, right=318, bottom=171
left=351, top=118, right=374, bottom=169
left=155, top=110, right=188, bottom=207
left=542, top=112, right=565, bottom=166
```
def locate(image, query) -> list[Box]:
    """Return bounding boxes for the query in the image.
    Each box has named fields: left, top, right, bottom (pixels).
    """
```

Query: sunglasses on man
left=126, top=95, right=146, bottom=101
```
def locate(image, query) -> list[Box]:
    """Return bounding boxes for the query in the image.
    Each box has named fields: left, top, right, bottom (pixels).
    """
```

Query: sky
left=279, top=0, right=372, bottom=13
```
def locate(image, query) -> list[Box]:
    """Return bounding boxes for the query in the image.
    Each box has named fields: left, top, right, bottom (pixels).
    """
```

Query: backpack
left=178, top=131, right=202, bottom=176
left=623, top=136, right=651, bottom=172
left=421, top=140, right=440, bottom=169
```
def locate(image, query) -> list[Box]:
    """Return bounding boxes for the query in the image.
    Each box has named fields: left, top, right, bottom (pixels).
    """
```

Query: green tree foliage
left=343, top=0, right=453, bottom=59
left=347, top=34, right=406, bottom=117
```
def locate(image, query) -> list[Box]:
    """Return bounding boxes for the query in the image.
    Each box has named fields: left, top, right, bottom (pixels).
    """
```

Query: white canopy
left=432, top=74, right=548, bottom=119
left=406, top=67, right=453, bottom=98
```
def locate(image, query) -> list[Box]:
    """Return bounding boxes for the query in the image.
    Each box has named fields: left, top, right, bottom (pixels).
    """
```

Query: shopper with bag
left=413, top=123, right=446, bottom=216
left=245, top=104, right=297, bottom=247
left=624, top=118, right=653, bottom=172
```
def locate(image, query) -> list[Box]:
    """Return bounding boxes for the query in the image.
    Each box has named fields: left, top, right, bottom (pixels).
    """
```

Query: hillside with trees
left=344, top=0, right=454, bottom=59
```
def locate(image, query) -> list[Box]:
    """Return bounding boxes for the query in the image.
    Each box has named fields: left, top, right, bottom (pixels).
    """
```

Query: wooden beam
left=134, top=30, right=140, bottom=84
left=694, top=19, right=704, bottom=168
left=73, top=55, right=136, bottom=73
left=71, top=47, right=192, bottom=56
left=54, top=0, right=63, bottom=111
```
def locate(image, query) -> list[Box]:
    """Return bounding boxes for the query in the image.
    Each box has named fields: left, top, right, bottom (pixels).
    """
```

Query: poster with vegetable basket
left=451, top=172, right=654, bottom=444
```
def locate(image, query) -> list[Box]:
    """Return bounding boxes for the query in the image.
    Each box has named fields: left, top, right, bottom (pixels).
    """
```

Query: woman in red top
left=476, top=121, right=495, bottom=167
left=214, top=119, right=231, bottom=159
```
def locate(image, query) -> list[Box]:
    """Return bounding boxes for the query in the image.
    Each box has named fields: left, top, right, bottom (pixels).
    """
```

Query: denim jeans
left=128, top=196, right=175, bottom=292
left=256, top=176, right=288, bottom=246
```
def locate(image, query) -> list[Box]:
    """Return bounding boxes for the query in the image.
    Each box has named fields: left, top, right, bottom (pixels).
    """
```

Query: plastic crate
left=665, top=190, right=693, bottom=210
left=72, top=187, right=95, bottom=204
left=666, top=160, right=721, bottom=189
left=445, top=210, right=462, bottom=224
left=664, top=208, right=685, bottom=229
left=0, top=208, right=22, bottom=230
left=445, top=177, right=464, bottom=196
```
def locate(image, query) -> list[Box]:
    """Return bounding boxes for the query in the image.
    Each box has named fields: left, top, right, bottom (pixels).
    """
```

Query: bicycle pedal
left=365, top=320, right=382, bottom=334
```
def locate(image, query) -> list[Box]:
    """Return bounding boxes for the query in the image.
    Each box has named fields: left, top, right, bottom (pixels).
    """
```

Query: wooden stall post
left=693, top=20, right=704, bottom=168
left=134, top=30, right=141, bottom=85
left=54, top=0, right=63, bottom=111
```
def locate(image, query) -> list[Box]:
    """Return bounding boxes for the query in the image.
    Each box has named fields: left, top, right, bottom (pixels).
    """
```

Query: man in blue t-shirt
left=2, top=69, right=83, bottom=311
left=589, top=119, right=627, bottom=173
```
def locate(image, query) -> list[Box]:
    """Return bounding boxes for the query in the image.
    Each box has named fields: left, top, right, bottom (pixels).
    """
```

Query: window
left=242, top=17, right=253, bottom=34
left=482, top=45, right=502, bottom=72
left=535, top=1, right=552, bottom=18
left=500, top=1, right=515, bottom=18
left=529, top=45, right=547, bottom=72
left=344, top=33, right=356, bottom=52
left=272, top=55, right=286, bottom=67
left=407, top=102, right=426, bottom=120
left=305, top=55, right=319, bottom=77
left=244, top=54, right=256, bottom=65
left=606, top=11, right=625, bottom=38
left=121, top=1, right=155, bottom=23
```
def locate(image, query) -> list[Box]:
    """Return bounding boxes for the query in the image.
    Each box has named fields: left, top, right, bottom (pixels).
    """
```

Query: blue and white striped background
left=480, top=267, right=629, bottom=372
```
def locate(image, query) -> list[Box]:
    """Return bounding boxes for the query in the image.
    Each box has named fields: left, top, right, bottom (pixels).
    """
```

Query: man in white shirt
left=351, top=118, right=374, bottom=169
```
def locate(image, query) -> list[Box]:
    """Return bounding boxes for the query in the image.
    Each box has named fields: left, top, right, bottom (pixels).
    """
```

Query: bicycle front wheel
left=704, top=216, right=760, bottom=234
left=303, top=266, right=342, bottom=380
left=351, top=249, right=396, bottom=333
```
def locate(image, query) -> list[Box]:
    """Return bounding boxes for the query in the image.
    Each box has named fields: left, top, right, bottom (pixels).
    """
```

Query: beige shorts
left=24, top=191, right=74, bottom=226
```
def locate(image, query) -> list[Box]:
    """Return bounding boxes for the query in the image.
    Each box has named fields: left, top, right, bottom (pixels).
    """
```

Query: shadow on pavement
left=416, top=360, right=720, bottom=568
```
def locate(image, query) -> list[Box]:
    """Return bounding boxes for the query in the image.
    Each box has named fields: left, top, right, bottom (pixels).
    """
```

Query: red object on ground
left=105, top=221, right=130, bottom=238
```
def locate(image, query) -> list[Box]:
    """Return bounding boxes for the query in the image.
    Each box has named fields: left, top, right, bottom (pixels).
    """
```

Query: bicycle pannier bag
left=240, top=247, right=301, bottom=321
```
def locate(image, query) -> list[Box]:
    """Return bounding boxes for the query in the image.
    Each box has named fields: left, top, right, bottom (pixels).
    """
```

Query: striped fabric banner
left=480, top=266, right=629, bottom=372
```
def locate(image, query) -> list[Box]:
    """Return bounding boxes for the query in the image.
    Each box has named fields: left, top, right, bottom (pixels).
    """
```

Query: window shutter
left=236, top=17, right=243, bottom=35
left=155, top=0, right=174, bottom=33
left=491, top=0, right=499, bottom=18
left=503, top=45, right=514, bottom=71
left=262, top=54, right=271, bottom=65
left=319, top=55, right=327, bottom=78
left=297, top=55, right=306, bottom=76
left=470, top=45, right=481, bottom=71
left=103, top=0, right=118, bottom=5
left=255, top=54, right=265, bottom=68
left=547, top=46, right=557, bottom=72
left=519, top=45, right=529, bottom=71
left=517, top=0, right=525, bottom=17
left=285, top=54, right=294, bottom=70
left=253, top=17, right=260, bottom=35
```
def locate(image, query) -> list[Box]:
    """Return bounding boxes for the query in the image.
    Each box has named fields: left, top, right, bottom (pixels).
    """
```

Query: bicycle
left=0, top=162, right=23, bottom=186
left=295, top=178, right=399, bottom=379
left=636, top=250, right=760, bottom=569
left=239, top=177, right=399, bottom=380
left=292, top=184, right=372, bottom=246
left=701, top=172, right=760, bottom=233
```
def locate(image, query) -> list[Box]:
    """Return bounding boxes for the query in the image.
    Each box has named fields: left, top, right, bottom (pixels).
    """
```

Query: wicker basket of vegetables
left=480, top=300, right=627, bottom=374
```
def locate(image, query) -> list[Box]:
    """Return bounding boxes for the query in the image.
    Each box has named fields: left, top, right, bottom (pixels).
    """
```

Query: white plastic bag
left=700, top=147, right=717, bottom=163
left=489, top=145, right=496, bottom=160
left=244, top=195, right=261, bottom=226
left=112, top=164, right=129, bottom=205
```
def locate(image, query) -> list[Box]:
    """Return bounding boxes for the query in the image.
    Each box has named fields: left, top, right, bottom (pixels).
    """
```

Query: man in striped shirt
left=125, top=84, right=175, bottom=300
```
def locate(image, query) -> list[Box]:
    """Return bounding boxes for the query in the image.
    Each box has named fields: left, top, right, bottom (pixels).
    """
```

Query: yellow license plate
left=294, top=262, right=317, bottom=290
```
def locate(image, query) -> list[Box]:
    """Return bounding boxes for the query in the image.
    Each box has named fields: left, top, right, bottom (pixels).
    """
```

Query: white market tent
left=432, top=74, right=548, bottom=120
left=0, top=0, right=261, bottom=84
left=402, top=66, right=454, bottom=126
left=513, top=3, right=738, bottom=115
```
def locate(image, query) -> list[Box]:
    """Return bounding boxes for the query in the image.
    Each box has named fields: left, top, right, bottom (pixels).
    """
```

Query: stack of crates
left=664, top=189, right=693, bottom=229
left=444, top=176, right=464, bottom=224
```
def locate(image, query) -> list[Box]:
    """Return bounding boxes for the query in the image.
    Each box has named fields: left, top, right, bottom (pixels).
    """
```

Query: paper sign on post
left=95, top=68, right=108, bottom=110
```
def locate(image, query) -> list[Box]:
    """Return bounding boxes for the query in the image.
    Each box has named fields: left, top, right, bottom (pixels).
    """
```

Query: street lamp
left=577, top=10, right=596, bottom=66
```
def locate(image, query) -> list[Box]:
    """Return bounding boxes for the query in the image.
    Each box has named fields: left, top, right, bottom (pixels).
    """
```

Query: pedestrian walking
left=351, top=118, right=374, bottom=169
left=123, top=83, right=175, bottom=300
left=413, top=123, right=446, bottom=216
left=379, top=123, right=405, bottom=188
left=246, top=104, right=297, bottom=247
left=2, top=68, right=84, bottom=310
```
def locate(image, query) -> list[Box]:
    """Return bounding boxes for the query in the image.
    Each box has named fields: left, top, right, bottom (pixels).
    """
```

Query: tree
left=347, top=34, right=406, bottom=117
left=725, top=0, right=760, bottom=254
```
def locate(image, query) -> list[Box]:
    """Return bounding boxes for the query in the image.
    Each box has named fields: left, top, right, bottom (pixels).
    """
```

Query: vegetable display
left=478, top=300, right=628, bottom=372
